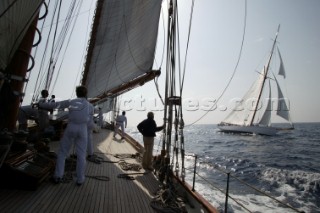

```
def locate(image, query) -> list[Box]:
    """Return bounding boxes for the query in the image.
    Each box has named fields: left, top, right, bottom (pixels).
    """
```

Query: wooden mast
left=0, top=16, right=40, bottom=132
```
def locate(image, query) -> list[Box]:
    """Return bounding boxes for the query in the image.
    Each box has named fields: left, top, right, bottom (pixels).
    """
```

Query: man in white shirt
left=113, top=111, right=127, bottom=139
left=39, top=86, right=90, bottom=186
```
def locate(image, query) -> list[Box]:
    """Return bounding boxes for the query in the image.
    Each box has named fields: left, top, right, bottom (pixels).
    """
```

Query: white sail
left=274, top=75, right=290, bottom=121
left=219, top=26, right=293, bottom=136
left=82, top=0, right=162, bottom=99
left=277, top=47, right=286, bottom=78
left=222, top=66, right=266, bottom=126
left=0, top=0, right=43, bottom=71
left=259, top=79, right=272, bottom=126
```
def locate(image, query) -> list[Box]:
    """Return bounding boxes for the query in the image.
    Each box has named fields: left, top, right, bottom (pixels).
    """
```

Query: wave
left=261, top=168, right=320, bottom=212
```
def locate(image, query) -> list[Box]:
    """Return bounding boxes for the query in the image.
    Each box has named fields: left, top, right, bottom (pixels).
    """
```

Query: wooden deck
left=0, top=129, right=160, bottom=213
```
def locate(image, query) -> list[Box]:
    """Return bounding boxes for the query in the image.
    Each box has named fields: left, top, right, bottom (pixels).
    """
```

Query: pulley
left=167, top=96, right=181, bottom=106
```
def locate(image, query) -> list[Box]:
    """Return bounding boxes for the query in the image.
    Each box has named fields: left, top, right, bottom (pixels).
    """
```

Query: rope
left=150, top=188, right=187, bottom=213
left=117, top=172, right=148, bottom=180
left=114, top=152, right=142, bottom=162
left=118, top=160, right=142, bottom=171
left=179, top=0, right=195, bottom=94
left=186, top=0, right=248, bottom=127
left=86, top=175, right=110, bottom=181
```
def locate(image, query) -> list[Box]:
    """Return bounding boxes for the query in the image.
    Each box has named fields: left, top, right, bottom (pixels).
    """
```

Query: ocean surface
left=127, top=122, right=320, bottom=213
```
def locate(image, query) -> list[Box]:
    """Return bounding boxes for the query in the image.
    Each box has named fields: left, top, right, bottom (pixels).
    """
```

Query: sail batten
left=81, top=0, right=162, bottom=100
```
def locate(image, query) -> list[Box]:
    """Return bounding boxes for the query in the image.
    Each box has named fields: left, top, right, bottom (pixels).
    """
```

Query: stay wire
left=71, top=0, right=96, bottom=98
left=32, top=0, right=59, bottom=102
left=153, top=6, right=166, bottom=69
left=49, top=0, right=83, bottom=92
left=152, top=5, right=166, bottom=104
left=50, top=0, right=84, bottom=93
left=45, top=0, right=62, bottom=89
left=180, top=0, right=195, bottom=94
left=186, top=0, right=247, bottom=127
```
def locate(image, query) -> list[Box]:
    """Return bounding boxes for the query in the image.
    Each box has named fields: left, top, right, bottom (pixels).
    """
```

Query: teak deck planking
left=0, top=129, right=159, bottom=213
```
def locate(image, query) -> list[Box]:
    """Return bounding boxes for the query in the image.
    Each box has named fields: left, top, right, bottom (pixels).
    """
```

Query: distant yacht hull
left=218, top=124, right=278, bottom=136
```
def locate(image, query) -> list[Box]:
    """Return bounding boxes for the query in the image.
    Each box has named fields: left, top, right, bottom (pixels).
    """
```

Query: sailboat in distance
left=218, top=25, right=294, bottom=136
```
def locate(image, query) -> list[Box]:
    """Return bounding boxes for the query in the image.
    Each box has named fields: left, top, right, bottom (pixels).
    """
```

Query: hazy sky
left=25, top=0, right=320, bottom=127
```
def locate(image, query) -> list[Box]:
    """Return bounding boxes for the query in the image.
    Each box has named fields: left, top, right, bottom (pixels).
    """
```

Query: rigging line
left=186, top=0, right=247, bottom=127
left=50, top=0, right=84, bottom=94
left=153, top=76, right=165, bottom=105
left=46, top=0, right=62, bottom=89
left=71, top=0, right=95, bottom=98
left=46, top=0, right=73, bottom=91
left=33, top=0, right=61, bottom=96
left=42, top=8, right=94, bottom=29
left=153, top=6, right=166, bottom=69
left=24, top=0, right=50, bottom=102
left=32, top=0, right=59, bottom=102
left=176, top=2, right=182, bottom=95
left=35, top=0, right=82, bottom=98
left=180, top=0, right=194, bottom=94
left=48, top=0, right=81, bottom=90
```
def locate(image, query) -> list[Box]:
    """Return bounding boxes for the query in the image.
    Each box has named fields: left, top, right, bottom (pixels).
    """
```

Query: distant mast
left=250, top=25, right=280, bottom=125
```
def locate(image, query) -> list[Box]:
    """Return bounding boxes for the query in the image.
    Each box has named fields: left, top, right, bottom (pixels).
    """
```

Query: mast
left=0, top=15, right=40, bottom=131
left=162, top=0, right=178, bottom=160
left=250, top=25, right=280, bottom=125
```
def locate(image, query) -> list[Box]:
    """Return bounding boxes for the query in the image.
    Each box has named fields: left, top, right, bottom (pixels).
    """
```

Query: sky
left=24, top=0, right=320, bottom=127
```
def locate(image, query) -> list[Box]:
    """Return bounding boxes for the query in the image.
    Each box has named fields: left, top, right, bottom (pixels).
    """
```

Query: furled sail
left=81, top=0, right=162, bottom=101
left=0, top=0, right=44, bottom=71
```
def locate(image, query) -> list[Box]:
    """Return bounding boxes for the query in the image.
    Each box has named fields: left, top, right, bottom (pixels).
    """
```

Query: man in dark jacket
left=137, top=111, right=163, bottom=170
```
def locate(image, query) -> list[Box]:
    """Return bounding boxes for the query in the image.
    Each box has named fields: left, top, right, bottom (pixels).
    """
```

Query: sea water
left=127, top=122, right=320, bottom=213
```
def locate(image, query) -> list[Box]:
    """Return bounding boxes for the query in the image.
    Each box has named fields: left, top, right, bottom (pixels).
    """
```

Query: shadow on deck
left=0, top=129, right=159, bottom=213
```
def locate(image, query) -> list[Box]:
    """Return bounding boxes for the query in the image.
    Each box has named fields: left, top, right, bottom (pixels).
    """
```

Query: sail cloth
left=81, top=0, right=162, bottom=100
left=222, top=67, right=267, bottom=126
left=277, top=47, right=286, bottom=78
left=0, top=0, right=44, bottom=71
left=258, top=79, right=272, bottom=126
left=274, top=74, right=290, bottom=121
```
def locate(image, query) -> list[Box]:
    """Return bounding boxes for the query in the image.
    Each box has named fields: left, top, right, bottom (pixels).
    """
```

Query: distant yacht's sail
left=81, top=0, right=162, bottom=101
left=222, top=66, right=266, bottom=126
left=0, top=0, right=44, bottom=71
left=218, top=25, right=293, bottom=135
left=274, top=74, right=290, bottom=121
left=259, top=79, right=272, bottom=126
left=277, top=47, right=286, bottom=78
